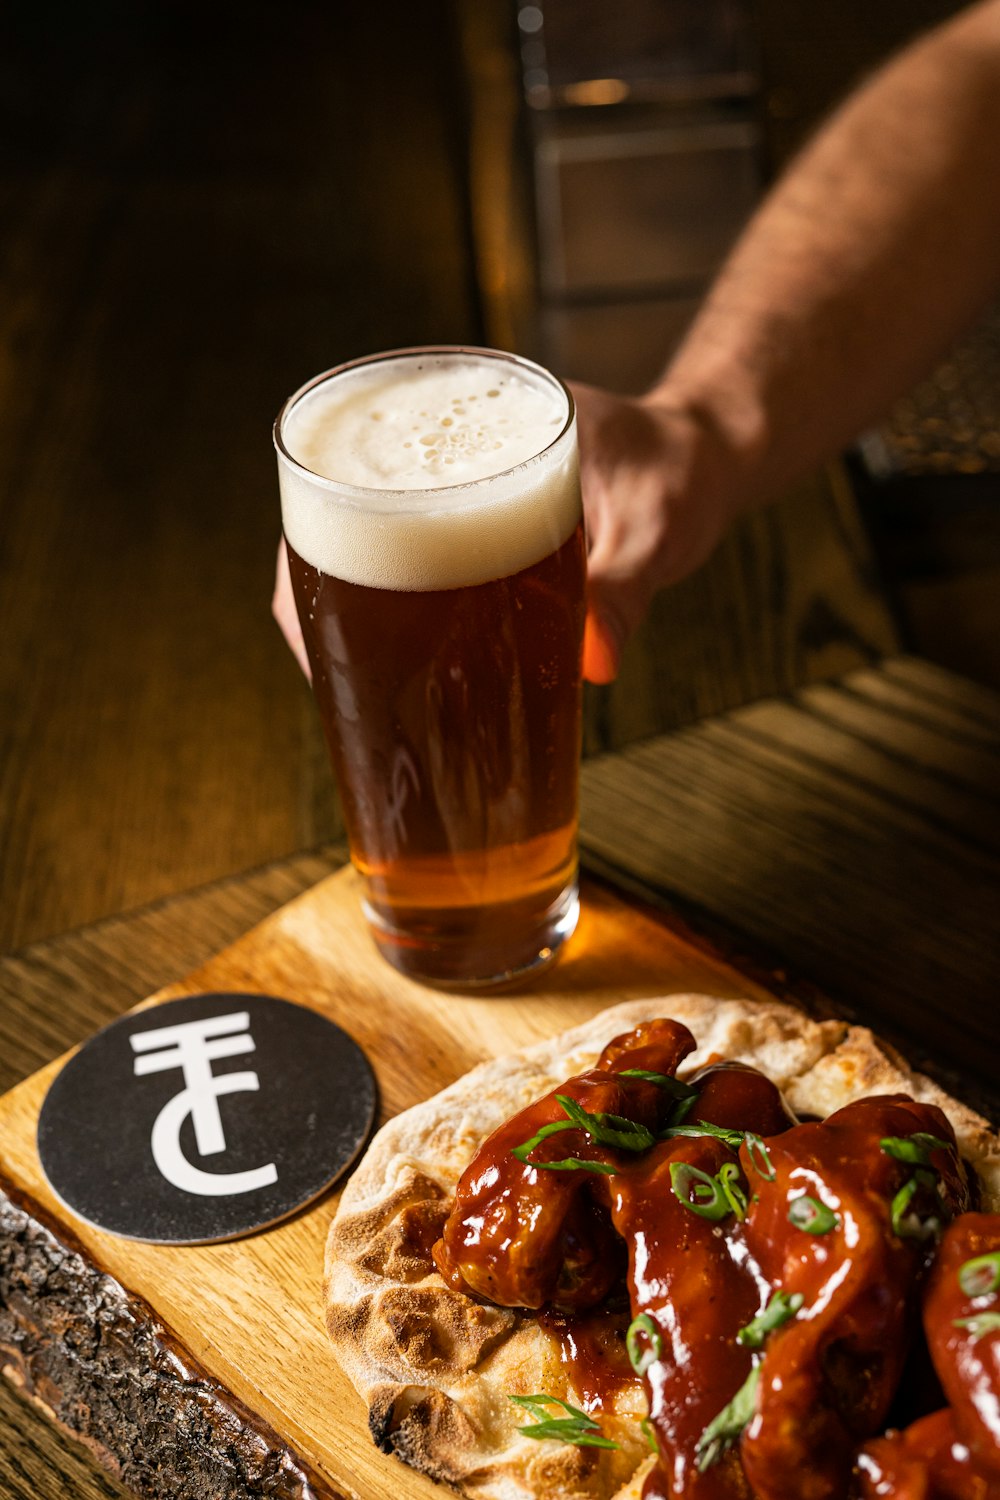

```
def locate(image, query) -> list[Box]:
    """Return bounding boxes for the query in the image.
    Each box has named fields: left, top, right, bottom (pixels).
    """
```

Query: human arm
left=579, top=0, right=1000, bottom=682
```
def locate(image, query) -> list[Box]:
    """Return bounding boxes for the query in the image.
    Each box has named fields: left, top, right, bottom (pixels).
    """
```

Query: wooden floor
left=580, top=657, right=1000, bottom=1109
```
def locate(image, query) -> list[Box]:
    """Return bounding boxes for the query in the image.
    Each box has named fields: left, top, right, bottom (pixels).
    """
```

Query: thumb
left=583, top=580, right=648, bottom=685
left=272, top=539, right=313, bottom=682
left=583, top=609, right=621, bottom=685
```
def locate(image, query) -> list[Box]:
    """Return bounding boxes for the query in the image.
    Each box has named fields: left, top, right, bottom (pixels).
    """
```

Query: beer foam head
left=276, top=350, right=580, bottom=591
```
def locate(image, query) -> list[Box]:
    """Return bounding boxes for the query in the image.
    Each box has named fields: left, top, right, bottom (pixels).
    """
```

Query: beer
left=275, top=348, right=584, bottom=986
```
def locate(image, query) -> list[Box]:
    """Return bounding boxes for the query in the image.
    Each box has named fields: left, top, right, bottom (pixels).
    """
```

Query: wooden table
left=2, top=654, right=998, bottom=1499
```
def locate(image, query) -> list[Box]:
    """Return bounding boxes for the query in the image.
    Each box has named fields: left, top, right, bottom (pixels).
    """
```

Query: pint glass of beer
left=274, top=347, right=585, bottom=987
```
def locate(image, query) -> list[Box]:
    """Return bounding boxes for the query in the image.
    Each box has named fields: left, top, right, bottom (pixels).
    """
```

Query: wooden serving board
left=0, top=866, right=808, bottom=1500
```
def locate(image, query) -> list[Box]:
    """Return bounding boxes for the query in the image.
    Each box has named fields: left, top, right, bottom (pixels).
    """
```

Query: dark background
left=1, top=0, right=993, bottom=953
left=0, top=0, right=481, bottom=948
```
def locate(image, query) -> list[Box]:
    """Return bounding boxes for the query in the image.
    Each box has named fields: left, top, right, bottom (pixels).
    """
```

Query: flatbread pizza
left=324, top=996, right=1000, bottom=1499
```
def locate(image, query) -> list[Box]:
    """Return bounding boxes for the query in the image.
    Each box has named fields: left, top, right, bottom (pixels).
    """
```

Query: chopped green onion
left=626, top=1313, right=663, bottom=1376
left=958, top=1251, right=1000, bottom=1299
left=954, top=1312, right=1000, bottom=1341
left=718, top=1162, right=748, bottom=1221
left=512, top=1118, right=617, bottom=1174
left=512, top=1119, right=575, bottom=1158
left=745, top=1133, right=775, bottom=1181
left=880, top=1133, right=951, bottom=1167
left=695, top=1365, right=760, bottom=1473
left=619, top=1069, right=698, bottom=1100
left=513, top=1116, right=616, bottom=1173
left=516, top=1152, right=617, bottom=1175
left=890, top=1170, right=941, bottom=1241
left=617, top=1069, right=700, bottom=1131
left=509, top=1394, right=619, bottom=1449
left=669, top=1161, right=730, bottom=1221
left=737, top=1290, right=804, bottom=1349
left=640, top=1416, right=659, bottom=1454
left=890, top=1175, right=920, bottom=1236
left=668, top=1093, right=698, bottom=1127
left=556, top=1094, right=655, bottom=1152
left=661, top=1121, right=745, bottom=1150
left=788, top=1195, right=838, bottom=1235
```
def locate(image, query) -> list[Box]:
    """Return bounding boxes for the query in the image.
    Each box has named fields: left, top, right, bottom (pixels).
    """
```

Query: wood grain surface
left=0, top=848, right=349, bottom=1500
left=0, top=848, right=346, bottom=1100
left=2, top=656, right=999, bottom=1498
left=1, top=867, right=808, bottom=1500
left=580, top=655, right=1000, bottom=1111
left=0, top=0, right=477, bottom=954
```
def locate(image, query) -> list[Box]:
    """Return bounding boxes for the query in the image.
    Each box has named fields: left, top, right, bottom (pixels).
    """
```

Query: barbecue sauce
left=922, top=1214, right=1000, bottom=1481
left=431, top=1021, right=999, bottom=1498
left=858, top=1409, right=992, bottom=1499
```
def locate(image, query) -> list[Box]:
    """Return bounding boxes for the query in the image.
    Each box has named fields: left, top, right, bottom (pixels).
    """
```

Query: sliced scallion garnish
left=619, top=1069, right=698, bottom=1101
left=514, top=1153, right=617, bottom=1175
left=626, top=1312, right=663, bottom=1376
left=668, top=1093, right=698, bottom=1127
left=718, top=1161, right=748, bottom=1221
left=512, top=1118, right=616, bottom=1174
left=512, top=1086, right=659, bottom=1173
left=958, top=1250, right=1000, bottom=1299
left=695, top=1365, right=760, bottom=1473
left=880, top=1133, right=951, bottom=1167
left=509, top=1394, right=619, bottom=1449
left=556, top=1094, right=656, bottom=1153
left=736, top=1290, right=804, bottom=1349
left=788, top=1195, right=838, bottom=1235
left=661, top=1121, right=745, bottom=1150
left=953, top=1312, right=1000, bottom=1341
left=744, top=1133, right=775, bottom=1181
left=890, top=1170, right=941, bottom=1241
left=669, top=1161, right=730, bottom=1221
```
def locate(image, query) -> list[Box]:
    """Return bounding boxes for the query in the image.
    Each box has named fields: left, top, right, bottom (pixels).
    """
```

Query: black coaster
left=37, top=992, right=377, bottom=1245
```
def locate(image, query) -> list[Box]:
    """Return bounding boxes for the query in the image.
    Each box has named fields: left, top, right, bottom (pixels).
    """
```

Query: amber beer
left=275, top=347, right=585, bottom=986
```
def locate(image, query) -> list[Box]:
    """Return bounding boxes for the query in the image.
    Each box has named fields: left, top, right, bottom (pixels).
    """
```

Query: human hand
left=272, top=384, right=737, bottom=688
left=571, top=383, right=737, bottom=684
left=271, top=540, right=311, bottom=680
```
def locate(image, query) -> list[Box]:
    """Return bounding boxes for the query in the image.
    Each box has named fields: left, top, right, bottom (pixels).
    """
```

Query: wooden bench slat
left=728, top=693, right=1000, bottom=850
left=877, top=656, right=1000, bottom=733
left=579, top=660, right=1000, bottom=1096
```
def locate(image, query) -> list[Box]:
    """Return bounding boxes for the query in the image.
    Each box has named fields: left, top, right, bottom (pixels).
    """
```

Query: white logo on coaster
left=36, top=992, right=378, bottom=1244
left=130, top=1012, right=278, bottom=1197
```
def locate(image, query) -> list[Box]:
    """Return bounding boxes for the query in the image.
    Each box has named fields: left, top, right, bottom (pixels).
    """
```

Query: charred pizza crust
left=324, top=996, right=1000, bottom=1499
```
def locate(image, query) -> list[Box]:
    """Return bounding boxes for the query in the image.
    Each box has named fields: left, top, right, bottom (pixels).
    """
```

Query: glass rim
left=273, top=344, right=576, bottom=500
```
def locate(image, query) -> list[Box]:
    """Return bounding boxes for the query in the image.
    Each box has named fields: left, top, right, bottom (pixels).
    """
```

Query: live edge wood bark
left=0, top=1181, right=336, bottom=1500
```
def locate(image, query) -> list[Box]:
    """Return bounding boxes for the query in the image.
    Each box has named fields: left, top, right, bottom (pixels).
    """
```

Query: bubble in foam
left=277, top=351, right=580, bottom=592
left=284, top=354, right=568, bottom=493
